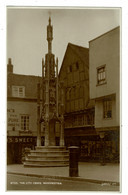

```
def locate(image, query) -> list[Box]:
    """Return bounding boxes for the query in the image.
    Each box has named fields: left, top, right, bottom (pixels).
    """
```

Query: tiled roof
left=7, top=73, right=42, bottom=99
left=68, top=43, right=89, bottom=65
left=59, top=43, right=89, bottom=76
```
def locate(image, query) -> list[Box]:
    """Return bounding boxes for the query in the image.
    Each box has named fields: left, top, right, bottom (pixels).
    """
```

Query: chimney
left=7, top=58, right=13, bottom=74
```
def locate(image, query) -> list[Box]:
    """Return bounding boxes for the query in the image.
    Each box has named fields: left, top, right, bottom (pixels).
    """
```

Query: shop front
left=7, top=136, right=44, bottom=164
left=64, top=127, right=119, bottom=163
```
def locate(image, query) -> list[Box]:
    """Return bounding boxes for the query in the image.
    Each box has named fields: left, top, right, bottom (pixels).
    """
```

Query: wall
left=89, top=27, right=120, bottom=99
left=7, top=100, right=39, bottom=136
left=89, top=27, right=120, bottom=128
left=59, top=44, right=89, bottom=113
left=95, top=98, right=118, bottom=128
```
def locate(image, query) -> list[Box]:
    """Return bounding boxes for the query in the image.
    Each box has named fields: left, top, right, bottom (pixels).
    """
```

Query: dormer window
left=12, top=86, right=25, bottom=98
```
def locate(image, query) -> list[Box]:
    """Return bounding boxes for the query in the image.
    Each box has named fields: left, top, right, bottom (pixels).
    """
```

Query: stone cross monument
left=37, top=17, right=65, bottom=147
left=24, top=18, right=68, bottom=167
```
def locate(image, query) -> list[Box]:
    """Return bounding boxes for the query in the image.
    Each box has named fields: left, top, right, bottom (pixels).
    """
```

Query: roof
left=59, top=43, right=89, bottom=76
left=68, top=43, right=89, bottom=64
left=89, top=26, right=120, bottom=43
left=7, top=73, right=42, bottom=99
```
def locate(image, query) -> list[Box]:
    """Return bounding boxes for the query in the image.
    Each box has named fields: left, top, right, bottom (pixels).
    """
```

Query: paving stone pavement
left=7, top=162, right=120, bottom=184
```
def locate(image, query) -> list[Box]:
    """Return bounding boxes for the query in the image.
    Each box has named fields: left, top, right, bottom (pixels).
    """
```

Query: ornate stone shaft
left=40, top=17, right=64, bottom=147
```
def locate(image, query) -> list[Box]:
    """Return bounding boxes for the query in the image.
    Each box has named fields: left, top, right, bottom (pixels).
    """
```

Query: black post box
left=68, top=146, right=79, bottom=177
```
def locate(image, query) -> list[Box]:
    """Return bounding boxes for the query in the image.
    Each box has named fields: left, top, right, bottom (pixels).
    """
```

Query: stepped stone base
left=23, top=146, right=69, bottom=167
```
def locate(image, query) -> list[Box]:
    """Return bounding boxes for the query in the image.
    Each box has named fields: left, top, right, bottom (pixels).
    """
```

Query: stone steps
left=35, top=146, right=67, bottom=152
left=25, top=159, right=69, bottom=164
left=24, top=163, right=69, bottom=167
left=24, top=146, right=69, bottom=167
left=29, top=151, right=69, bottom=156
left=27, top=154, right=69, bottom=160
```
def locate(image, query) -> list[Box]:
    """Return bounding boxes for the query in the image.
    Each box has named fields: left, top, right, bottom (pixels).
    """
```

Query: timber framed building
left=59, top=43, right=101, bottom=161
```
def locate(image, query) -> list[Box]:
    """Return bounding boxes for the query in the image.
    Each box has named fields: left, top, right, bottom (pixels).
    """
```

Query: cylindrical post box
left=68, top=146, right=79, bottom=177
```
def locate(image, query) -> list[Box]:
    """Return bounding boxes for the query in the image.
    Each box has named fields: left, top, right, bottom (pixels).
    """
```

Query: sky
left=7, top=7, right=121, bottom=76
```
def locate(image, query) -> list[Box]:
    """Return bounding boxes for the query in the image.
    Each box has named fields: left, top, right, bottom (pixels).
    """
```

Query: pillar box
left=68, top=146, right=79, bottom=177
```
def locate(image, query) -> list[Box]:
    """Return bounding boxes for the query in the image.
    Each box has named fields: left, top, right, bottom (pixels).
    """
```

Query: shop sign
left=7, top=137, right=44, bottom=143
left=7, top=137, right=36, bottom=143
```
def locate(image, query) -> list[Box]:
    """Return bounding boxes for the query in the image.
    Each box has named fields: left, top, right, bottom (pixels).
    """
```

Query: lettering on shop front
left=7, top=109, right=20, bottom=129
left=7, top=137, right=34, bottom=143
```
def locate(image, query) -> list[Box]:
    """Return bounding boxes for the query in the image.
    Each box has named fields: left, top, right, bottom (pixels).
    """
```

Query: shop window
left=21, top=115, right=29, bottom=130
left=97, top=65, right=106, bottom=85
left=12, top=86, right=25, bottom=98
left=103, top=99, right=112, bottom=119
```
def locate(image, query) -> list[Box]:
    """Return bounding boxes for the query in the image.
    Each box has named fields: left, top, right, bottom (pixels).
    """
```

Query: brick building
left=7, top=58, right=43, bottom=164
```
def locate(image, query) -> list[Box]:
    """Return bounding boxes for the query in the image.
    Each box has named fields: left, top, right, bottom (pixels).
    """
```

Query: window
left=103, top=99, right=112, bottom=119
left=12, top=86, right=25, bottom=97
left=21, top=115, right=29, bottom=130
left=97, top=65, right=106, bottom=85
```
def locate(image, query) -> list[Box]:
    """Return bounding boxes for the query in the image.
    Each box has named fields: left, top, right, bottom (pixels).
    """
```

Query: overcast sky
left=7, top=7, right=121, bottom=76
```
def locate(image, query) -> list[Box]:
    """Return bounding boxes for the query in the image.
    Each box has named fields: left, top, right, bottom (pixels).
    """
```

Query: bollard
left=68, top=146, right=79, bottom=177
